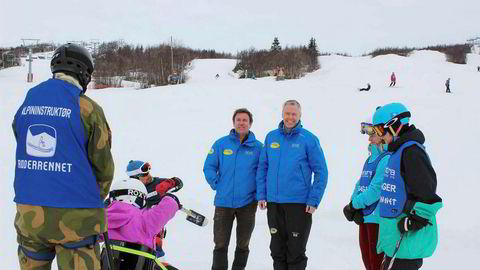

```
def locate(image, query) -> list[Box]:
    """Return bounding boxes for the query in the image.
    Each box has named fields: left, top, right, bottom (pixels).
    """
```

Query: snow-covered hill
left=1, top=52, right=479, bottom=269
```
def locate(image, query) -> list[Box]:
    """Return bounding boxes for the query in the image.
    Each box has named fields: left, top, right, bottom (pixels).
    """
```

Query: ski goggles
left=128, top=162, right=151, bottom=177
left=373, top=111, right=411, bottom=136
left=360, top=122, right=375, bottom=135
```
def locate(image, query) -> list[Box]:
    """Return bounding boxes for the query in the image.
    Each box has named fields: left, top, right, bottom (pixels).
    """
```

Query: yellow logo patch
left=223, top=149, right=233, bottom=155
left=270, top=142, right=280, bottom=148
left=208, top=148, right=214, bottom=154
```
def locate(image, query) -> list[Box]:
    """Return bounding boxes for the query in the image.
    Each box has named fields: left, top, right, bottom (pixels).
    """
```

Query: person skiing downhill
left=445, top=78, right=451, bottom=93
left=372, top=103, right=443, bottom=270
left=343, top=119, right=391, bottom=270
left=389, top=73, right=396, bottom=87
left=13, top=43, right=114, bottom=270
left=102, top=178, right=181, bottom=270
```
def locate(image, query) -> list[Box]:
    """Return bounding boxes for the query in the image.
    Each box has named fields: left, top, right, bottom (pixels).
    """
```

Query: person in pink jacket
left=101, top=178, right=181, bottom=270
left=389, top=72, right=396, bottom=87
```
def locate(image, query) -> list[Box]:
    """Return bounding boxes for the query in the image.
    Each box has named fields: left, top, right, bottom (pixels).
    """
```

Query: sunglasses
left=360, top=122, right=375, bottom=136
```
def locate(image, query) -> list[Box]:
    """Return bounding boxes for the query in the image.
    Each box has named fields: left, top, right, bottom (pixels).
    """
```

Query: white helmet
left=109, top=178, right=148, bottom=209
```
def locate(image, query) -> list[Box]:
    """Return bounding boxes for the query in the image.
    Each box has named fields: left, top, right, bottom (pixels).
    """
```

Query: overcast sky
left=1, top=0, right=479, bottom=55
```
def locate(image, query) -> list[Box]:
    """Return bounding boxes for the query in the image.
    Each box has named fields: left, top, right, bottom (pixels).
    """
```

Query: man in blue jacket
left=203, top=108, right=263, bottom=270
left=256, top=100, right=328, bottom=270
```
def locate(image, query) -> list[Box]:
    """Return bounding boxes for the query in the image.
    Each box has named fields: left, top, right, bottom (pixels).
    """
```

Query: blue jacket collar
left=278, top=120, right=302, bottom=135
left=229, top=129, right=257, bottom=146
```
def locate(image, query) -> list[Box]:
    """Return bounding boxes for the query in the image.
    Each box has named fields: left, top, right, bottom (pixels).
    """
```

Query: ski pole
left=386, top=232, right=405, bottom=270
left=103, top=231, right=116, bottom=270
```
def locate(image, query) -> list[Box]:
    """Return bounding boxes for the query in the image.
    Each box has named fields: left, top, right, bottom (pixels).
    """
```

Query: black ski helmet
left=50, top=43, right=94, bottom=92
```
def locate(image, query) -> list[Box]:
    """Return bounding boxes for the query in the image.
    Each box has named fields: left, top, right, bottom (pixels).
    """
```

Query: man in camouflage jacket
left=12, top=43, right=114, bottom=270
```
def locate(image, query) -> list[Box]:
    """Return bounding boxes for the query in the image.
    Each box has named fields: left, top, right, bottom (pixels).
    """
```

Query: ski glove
left=397, top=213, right=431, bottom=233
left=343, top=202, right=356, bottom=221
left=170, top=177, right=183, bottom=192
left=155, top=177, right=183, bottom=196
left=343, top=202, right=364, bottom=225
left=353, top=211, right=364, bottom=225
left=163, top=193, right=182, bottom=209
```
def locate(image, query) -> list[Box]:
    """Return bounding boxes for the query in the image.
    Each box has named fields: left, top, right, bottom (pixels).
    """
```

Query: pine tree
left=308, top=38, right=318, bottom=56
left=271, top=37, right=282, bottom=52
left=307, top=37, right=319, bottom=71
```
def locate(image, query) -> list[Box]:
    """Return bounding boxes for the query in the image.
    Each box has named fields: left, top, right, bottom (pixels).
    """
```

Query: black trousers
left=381, top=256, right=423, bottom=270
left=267, top=203, right=312, bottom=270
left=212, top=202, right=257, bottom=270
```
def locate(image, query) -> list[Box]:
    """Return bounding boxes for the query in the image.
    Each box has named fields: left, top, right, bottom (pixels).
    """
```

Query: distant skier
left=389, top=72, right=396, bottom=87
left=215, top=74, right=220, bottom=79
left=445, top=78, right=451, bottom=93
left=359, top=83, right=371, bottom=91
left=477, top=65, right=480, bottom=72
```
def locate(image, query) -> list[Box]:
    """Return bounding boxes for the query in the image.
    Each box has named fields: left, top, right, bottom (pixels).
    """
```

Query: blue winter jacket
left=351, top=144, right=390, bottom=224
left=203, top=129, right=263, bottom=208
left=256, top=121, right=328, bottom=207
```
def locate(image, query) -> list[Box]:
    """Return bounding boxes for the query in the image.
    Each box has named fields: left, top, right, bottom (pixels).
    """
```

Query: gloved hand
left=343, top=202, right=356, bottom=222
left=170, top=177, right=183, bottom=192
left=343, top=202, right=364, bottom=225
left=155, top=180, right=173, bottom=196
left=163, top=193, right=182, bottom=209
left=397, top=213, right=431, bottom=233
left=155, top=177, right=183, bottom=196
left=353, top=211, right=364, bottom=225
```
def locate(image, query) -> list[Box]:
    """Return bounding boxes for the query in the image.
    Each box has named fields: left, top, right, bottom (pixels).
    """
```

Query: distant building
left=1, top=51, right=21, bottom=68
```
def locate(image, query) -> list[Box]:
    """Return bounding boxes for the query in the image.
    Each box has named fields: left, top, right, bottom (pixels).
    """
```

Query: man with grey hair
left=256, top=99, right=328, bottom=270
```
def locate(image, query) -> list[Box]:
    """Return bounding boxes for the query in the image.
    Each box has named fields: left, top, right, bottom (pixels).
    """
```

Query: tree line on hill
left=0, top=41, right=474, bottom=87
left=93, top=40, right=232, bottom=88
left=367, top=44, right=471, bottom=64
left=0, top=43, right=55, bottom=68
left=233, top=37, right=320, bottom=80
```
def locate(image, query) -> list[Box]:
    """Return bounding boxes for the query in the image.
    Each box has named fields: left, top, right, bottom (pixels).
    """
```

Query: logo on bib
left=208, top=148, right=214, bottom=154
left=26, top=124, right=57, bottom=157
left=270, top=142, right=280, bottom=148
left=223, top=149, right=233, bottom=155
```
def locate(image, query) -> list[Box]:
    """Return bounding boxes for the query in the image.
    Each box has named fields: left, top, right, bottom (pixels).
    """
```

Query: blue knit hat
left=126, top=160, right=151, bottom=177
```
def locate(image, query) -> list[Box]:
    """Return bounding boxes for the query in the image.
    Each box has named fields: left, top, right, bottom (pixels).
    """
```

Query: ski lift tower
left=22, top=38, right=40, bottom=82
left=467, top=37, right=480, bottom=54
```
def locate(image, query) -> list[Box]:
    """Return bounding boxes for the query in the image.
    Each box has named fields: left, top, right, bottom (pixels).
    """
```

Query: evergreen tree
left=307, top=37, right=319, bottom=71
left=308, top=38, right=318, bottom=56
left=271, top=37, right=282, bottom=52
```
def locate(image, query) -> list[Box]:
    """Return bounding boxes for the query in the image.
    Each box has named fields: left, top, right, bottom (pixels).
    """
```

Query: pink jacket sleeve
left=141, top=196, right=179, bottom=241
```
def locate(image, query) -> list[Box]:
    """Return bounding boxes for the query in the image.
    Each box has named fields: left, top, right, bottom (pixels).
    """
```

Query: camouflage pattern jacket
left=13, top=74, right=114, bottom=244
